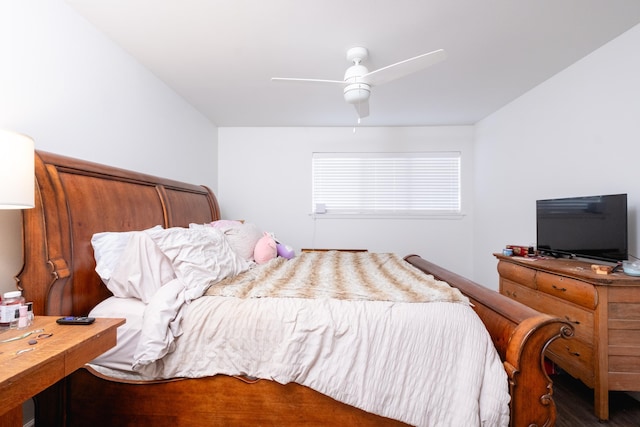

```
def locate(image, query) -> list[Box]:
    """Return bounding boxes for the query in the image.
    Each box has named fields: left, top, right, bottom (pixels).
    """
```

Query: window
left=312, top=152, right=461, bottom=217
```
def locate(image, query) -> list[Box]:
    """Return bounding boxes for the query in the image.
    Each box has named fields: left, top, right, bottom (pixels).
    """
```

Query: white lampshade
left=0, top=129, right=34, bottom=209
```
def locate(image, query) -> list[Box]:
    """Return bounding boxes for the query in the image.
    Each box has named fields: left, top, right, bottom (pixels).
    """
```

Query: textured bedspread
left=125, top=251, right=509, bottom=426
left=206, top=251, right=469, bottom=303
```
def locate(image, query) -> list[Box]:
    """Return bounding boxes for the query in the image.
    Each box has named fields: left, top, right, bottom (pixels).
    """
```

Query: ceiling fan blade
left=363, top=49, right=446, bottom=86
left=271, top=77, right=345, bottom=85
left=354, top=99, right=369, bottom=119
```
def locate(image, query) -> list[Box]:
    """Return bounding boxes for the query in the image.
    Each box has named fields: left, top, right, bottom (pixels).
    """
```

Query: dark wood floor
left=553, top=372, right=640, bottom=426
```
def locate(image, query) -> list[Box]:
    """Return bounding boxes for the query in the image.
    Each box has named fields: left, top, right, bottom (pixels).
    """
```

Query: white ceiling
left=65, top=0, right=640, bottom=127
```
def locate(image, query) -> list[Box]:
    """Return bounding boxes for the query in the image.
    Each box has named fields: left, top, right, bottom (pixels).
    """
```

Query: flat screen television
left=536, top=193, right=628, bottom=263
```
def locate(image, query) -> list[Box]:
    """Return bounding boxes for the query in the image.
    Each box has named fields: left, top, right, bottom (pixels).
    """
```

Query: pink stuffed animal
left=253, top=232, right=277, bottom=264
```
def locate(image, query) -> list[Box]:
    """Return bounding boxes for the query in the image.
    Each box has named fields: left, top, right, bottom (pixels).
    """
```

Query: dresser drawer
left=497, top=261, right=536, bottom=289
left=547, top=338, right=595, bottom=387
left=501, top=280, right=594, bottom=344
left=536, top=272, right=597, bottom=309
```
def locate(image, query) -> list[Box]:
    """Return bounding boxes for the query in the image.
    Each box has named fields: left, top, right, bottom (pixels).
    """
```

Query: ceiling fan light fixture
left=344, top=63, right=369, bottom=82
left=272, top=45, right=445, bottom=120
left=343, top=83, right=370, bottom=104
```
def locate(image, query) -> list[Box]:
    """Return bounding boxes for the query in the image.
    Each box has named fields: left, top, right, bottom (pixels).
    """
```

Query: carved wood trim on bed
left=17, top=150, right=572, bottom=427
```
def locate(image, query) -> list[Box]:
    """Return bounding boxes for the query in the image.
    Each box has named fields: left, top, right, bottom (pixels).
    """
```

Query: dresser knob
left=552, top=284, right=567, bottom=292
left=564, top=316, right=580, bottom=325
left=566, top=346, right=580, bottom=357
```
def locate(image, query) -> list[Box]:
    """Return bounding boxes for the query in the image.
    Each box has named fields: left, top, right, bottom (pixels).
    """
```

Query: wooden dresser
left=495, top=254, right=640, bottom=421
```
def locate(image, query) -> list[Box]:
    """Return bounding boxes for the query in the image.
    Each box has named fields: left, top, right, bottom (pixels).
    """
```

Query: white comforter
left=93, top=229, right=510, bottom=426
left=147, top=296, right=509, bottom=427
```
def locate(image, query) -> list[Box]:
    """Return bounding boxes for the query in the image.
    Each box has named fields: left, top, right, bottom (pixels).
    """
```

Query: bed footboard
left=404, top=255, right=573, bottom=427
left=64, top=367, right=407, bottom=427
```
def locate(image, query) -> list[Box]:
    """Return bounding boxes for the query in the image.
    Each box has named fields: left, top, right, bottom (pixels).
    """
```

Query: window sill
left=309, top=213, right=466, bottom=220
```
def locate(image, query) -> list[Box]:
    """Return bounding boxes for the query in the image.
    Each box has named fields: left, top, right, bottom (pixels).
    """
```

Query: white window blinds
left=312, top=152, right=461, bottom=216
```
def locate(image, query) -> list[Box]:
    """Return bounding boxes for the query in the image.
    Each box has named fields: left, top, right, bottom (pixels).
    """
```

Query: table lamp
left=0, top=129, right=34, bottom=209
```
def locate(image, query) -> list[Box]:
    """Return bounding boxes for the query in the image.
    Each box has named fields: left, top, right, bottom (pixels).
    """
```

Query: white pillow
left=106, top=231, right=176, bottom=303
left=91, top=225, right=163, bottom=283
left=221, top=222, right=262, bottom=261
left=89, top=296, right=146, bottom=371
left=107, top=226, right=251, bottom=302
left=144, top=226, right=250, bottom=302
left=190, top=221, right=262, bottom=262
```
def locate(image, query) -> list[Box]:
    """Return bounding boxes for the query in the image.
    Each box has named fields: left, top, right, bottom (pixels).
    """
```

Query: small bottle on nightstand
left=17, top=305, right=29, bottom=329
left=26, top=302, right=34, bottom=325
left=0, top=291, right=26, bottom=329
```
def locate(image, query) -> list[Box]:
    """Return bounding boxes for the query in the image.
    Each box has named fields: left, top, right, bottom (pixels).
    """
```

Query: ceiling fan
left=272, top=46, right=446, bottom=121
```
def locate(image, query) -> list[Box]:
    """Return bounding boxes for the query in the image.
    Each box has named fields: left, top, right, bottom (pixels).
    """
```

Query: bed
left=17, top=150, right=573, bottom=426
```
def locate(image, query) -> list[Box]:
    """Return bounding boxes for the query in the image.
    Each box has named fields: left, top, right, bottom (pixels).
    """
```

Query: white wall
left=0, top=1, right=217, bottom=295
left=218, top=126, right=476, bottom=276
left=3, top=3, right=637, bottom=299
left=473, top=23, right=640, bottom=289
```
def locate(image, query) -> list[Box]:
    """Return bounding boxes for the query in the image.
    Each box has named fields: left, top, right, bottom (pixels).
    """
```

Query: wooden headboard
left=17, top=151, right=220, bottom=316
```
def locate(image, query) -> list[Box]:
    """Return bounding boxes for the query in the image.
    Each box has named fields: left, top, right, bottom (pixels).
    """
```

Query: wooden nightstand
left=0, top=316, right=124, bottom=426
